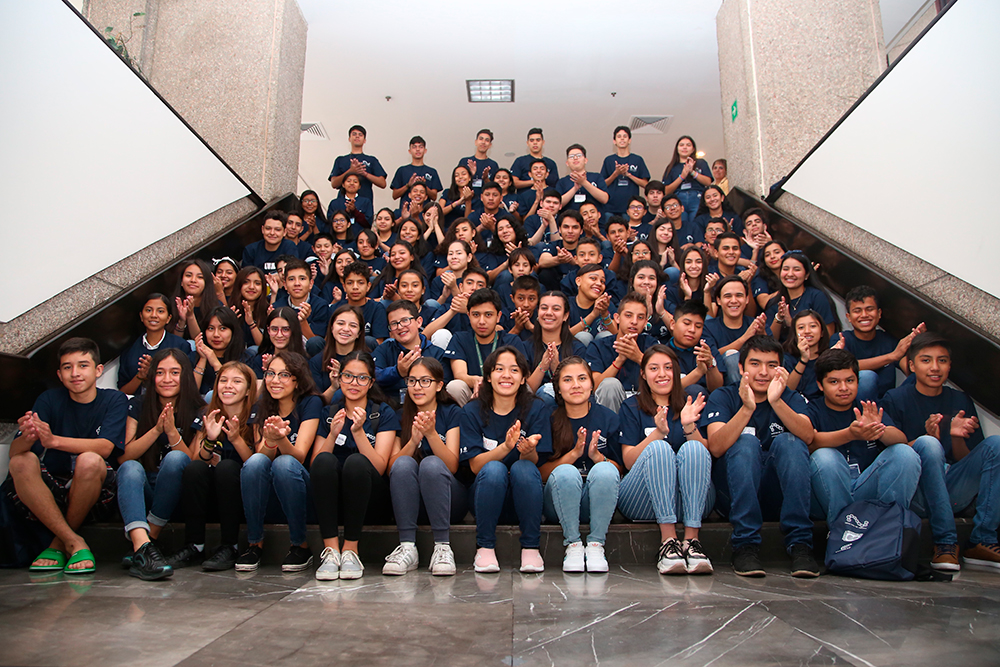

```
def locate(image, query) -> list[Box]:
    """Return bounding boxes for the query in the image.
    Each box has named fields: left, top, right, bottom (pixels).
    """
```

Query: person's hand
left=382, top=281, right=398, bottom=301
left=613, top=333, right=642, bottom=364
left=663, top=247, right=676, bottom=268
left=680, top=393, right=706, bottom=428
left=569, top=171, right=586, bottom=187
left=240, top=301, right=255, bottom=326
left=679, top=274, right=692, bottom=300
left=412, top=410, right=436, bottom=438
left=586, top=429, right=603, bottom=461
left=508, top=201, right=519, bottom=213
left=468, top=239, right=478, bottom=254
left=594, top=293, right=611, bottom=317
left=612, top=236, right=628, bottom=256
left=504, top=420, right=522, bottom=450
left=655, top=284, right=668, bottom=317
left=513, top=308, right=533, bottom=333
left=204, top=409, right=224, bottom=441
left=348, top=406, right=367, bottom=434
left=571, top=427, right=588, bottom=459
left=161, top=403, right=180, bottom=442
left=797, top=333, right=813, bottom=361
left=766, top=367, right=790, bottom=404
left=460, top=185, right=474, bottom=202
left=695, top=340, right=714, bottom=372
left=213, top=273, right=226, bottom=300
left=704, top=273, right=720, bottom=293
left=951, top=410, right=980, bottom=439
left=195, top=333, right=213, bottom=360
left=517, top=433, right=541, bottom=457
left=582, top=217, right=600, bottom=238
left=653, top=405, right=671, bottom=435
left=221, top=415, right=242, bottom=443
left=739, top=372, right=756, bottom=411
left=327, top=358, right=341, bottom=389
left=440, top=271, right=457, bottom=290
left=738, top=264, right=757, bottom=284
left=310, top=263, right=318, bottom=283
left=135, top=354, right=152, bottom=381
left=832, top=337, right=846, bottom=350
left=401, top=201, right=412, bottom=220
left=556, top=247, right=574, bottom=265
left=265, top=272, right=282, bottom=296
left=539, top=209, right=556, bottom=227
left=504, top=241, right=519, bottom=255
left=397, top=348, right=421, bottom=376
left=481, top=166, right=492, bottom=181
left=330, top=286, right=343, bottom=304
left=894, top=322, right=927, bottom=361
left=614, top=162, right=628, bottom=177
left=29, top=414, right=56, bottom=449
left=480, top=213, right=496, bottom=233
left=329, top=408, right=347, bottom=439
left=451, top=293, right=469, bottom=314
left=175, top=296, right=192, bottom=323
left=261, top=353, right=273, bottom=370
left=777, top=297, right=791, bottom=326
left=16, top=412, right=38, bottom=444
left=849, top=401, right=886, bottom=441
left=538, top=341, right=558, bottom=374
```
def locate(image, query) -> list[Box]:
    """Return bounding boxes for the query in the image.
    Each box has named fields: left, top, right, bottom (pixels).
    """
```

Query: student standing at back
left=457, top=129, right=500, bottom=203
left=601, top=126, right=651, bottom=217
left=511, top=128, right=559, bottom=190
left=557, top=144, right=609, bottom=214
left=328, top=124, right=387, bottom=203
left=390, top=136, right=443, bottom=212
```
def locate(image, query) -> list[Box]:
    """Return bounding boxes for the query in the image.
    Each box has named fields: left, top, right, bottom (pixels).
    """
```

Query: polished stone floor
left=1, top=560, right=999, bottom=666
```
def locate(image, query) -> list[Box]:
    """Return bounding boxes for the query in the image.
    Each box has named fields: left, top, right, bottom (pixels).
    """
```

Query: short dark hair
left=559, top=210, right=583, bottom=227
left=815, top=349, right=859, bottom=382
left=713, top=275, right=748, bottom=302
left=714, top=231, right=740, bottom=250
left=468, top=288, right=503, bottom=313
left=409, top=135, right=425, bottom=146
left=512, top=275, right=541, bottom=296
left=527, top=128, right=543, bottom=139
left=263, top=210, right=287, bottom=227
left=663, top=194, right=681, bottom=207
left=58, top=337, right=101, bottom=365
left=628, top=195, right=647, bottom=209
left=908, top=332, right=951, bottom=363
left=740, top=335, right=783, bottom=366
left=386, top=299, right=419, bottom=318
left=576, top=237, right=602, bottom=252
left=566, top=143, right=587, bottom=157
left=477, top=128, right=494, bottom=141
left=845, top=285, right=879, bottom=309
left=342, top=261, right=371, bottom=282
left=618, top=291, right=648, bottom=314
left=576, top=263, right=604, bottom=279
left=283, top=258, right=309, bottom=276
left=613, top=125, right=631, bottom=139
left=645, top=180, right=665, bottom=194
left=542, top=187, right=561, bottom=201
left=481, top=181, right=501, bottom=195
left=530, top=158, right=548, bottom=170
left=507, top=247, right=537, bottom=268
left=673, top=300, right=708, bottom=322
left=713, top=158, right=728, bottom=169
left=704, top=217, right=729, bottom=232
left=349, top=124, right=366, bottom=138
left=606, top=215, right=628, bottom=231
left=461, top=267, right=489, bottom=284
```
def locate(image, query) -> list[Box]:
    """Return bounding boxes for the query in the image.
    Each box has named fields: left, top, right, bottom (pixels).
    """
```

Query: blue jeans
left=713, top=433, right=813, bottom=549
left=675, top=189, right=702, bottom=227
left=722, top=351, right=741, bottom=386
left=469, top=459, right=542, bottom=549
left=810, top=444, right=921, bottom=525
left=618, top=440, right=714, bottom=526
left=117, top=450, right=190, bottom=536
left=241, top=452, right=311, bottom=545
left=389, top=455, right=467, bottom=543
left=910, top=435, right=1000, bottom=545
left=858, top=370, right=878, bottom=402
left=543, top=462, right=620, bottom=546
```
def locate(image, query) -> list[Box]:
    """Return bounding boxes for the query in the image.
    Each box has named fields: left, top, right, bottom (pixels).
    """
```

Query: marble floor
left=1, top=560, right=999, bottom=666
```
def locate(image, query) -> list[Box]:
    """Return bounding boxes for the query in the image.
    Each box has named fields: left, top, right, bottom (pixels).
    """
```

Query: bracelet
left=263, top=441, right=278, bottom=449
left=194, top=369, right=204, bottom=375
left=611, top=362, right=622, bottom=371
left=200, top=452, right=213, bottom=461
left=601, top=316, right=613, bottom=325
left=167, top=436, right=183, bottom=449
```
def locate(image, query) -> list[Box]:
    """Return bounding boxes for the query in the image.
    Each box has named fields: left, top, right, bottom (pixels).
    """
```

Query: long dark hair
left=329, top=209, right=357, bottom=243
left=446, top=165, right=473, bottom=201
left=550, top=356, right=593, bottom=459
left=764, top=250, right=838, bottom=330
left=756, top=240, right=787, bottom=294
left=259, top=307, right=305, bottom=356
left=478, top=346, right=536, bottom=428
left=678, top=245, right=708, bottom=293
left=205, top=361, right=257, bottom=448
left=320, top=304, right=367, bottom=365
left=636, top=345, right=684, bottom=418
left=783, top=309, right=830, bottom=358
left=695, top=184, right=732, bottom=217
left=199, top=306, right=245, bottom=364
left=399, top=357, right=454, bottom=454
left=332, top=351, right=388, bottom=410
left=531, top=291, right=575, bottom=369
left=648, top=219, right=678, bottom=261
left=373, top=240, right=426, bottom=293
left=135, top=349, right=206, bottom=471
left=300, top=189, right=328, bottom=231
left=140, top=293, right=176, bottom=334
left=173, top=259, right=221, bottom=312
left=434, top=218, right=484, bottom=257
left=323, top=248, right=359, bottom=291
left=486, top=218, right=529, bottom=257
left=230, top=266, right=269, bottom=326
left=665, top=135, right=699, bottom=177
left=256, top=351, right=317, bottom=425
left=618, top=240, right=653, bottom=283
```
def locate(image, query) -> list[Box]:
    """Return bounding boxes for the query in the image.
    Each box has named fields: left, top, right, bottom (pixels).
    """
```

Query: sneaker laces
left=935, top=544, right=958, bottom=557
left=974, top=543, right=1000, bottom=556
left=658, top=539, right=683, bottom=560
left=431, top=544, right=454, bottom=565
left=685, top=539, right=708, bottom=558
left=319, top=547, right=339, bottom=564
left=385, top=545, right=411, bottom=564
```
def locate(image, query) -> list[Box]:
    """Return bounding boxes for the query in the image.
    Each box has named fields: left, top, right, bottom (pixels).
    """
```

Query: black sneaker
left=789, top=543, right=820, bottom=578
left=129, top=541, right=174, bottom=581
left=281, top=545, right=314, bottom=573
left=166, top=543, right=205, bottom=569
left=236, top=545, right=263, bottom=572
left=203, top=545, right=239, bottom=572
left=732, top=544, right=765, bottom=577
left=121, top=549, right=134, bottom=570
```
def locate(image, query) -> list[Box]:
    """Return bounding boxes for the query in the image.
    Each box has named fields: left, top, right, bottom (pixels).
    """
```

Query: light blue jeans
left=618, top=440, right=714, bottom=527
left=117, top=450, right=191, bottom=536
left=810, top=444, right=921, bottom=525
left=543, top=462, right=620, bottom=546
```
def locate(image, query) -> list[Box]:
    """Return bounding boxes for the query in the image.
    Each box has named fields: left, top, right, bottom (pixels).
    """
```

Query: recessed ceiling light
left=467, top=79, right=514, bottom=103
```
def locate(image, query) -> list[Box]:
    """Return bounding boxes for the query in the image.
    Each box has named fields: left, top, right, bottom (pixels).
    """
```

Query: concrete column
left=716, top=0, right=887, bottom=196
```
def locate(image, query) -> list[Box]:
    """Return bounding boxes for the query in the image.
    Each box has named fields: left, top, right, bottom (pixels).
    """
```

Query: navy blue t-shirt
left=764, top=287, right=835, bottom=331
left=309, top=350, right=351, bottom=394
left=807, top=398, right=897, bottom=474
left=444, top=332, right=528, bottom=376
left=328, top=153, right=387, bottom=201
left=251, top=394, right=323, bottom=456
left=701, top=385, right=810, bottom=450
left=882, top=383, right=982, bottom=462
left=694, top=211, right=744, bottom=237
left=317, top=400, right=401, bottom=465
left=568, top=297, right=618, bottom=339
left=830, top=329, right=899, bottom=398
left=127, top=395, right=204, bottom=467
left=242, top=239, right=302, bottom=275
left=372, top=334, right=450, bottom=400
left=784, top=355, right=821, bottom=401
left=117, top=333, right=192, bottom=389
left=408, top=402, right=463, bottom=459
left=556, top=172, right=609, bottom=213
left=674, top=220, right=704, bottom=247
left=272, top=293, right=332, bottom=339
left=390, top=164, right=444, bottom=210
left=459, top=398, right=553, bottom=468
left=600, top=154, right=651, bottom=215
left=703, top=316, right=752, bottom=353
left=510, top=155, right=559, bottom=188
left=554, top=403, right=623, bottom=474
left=457, top=156, right=500, bottom=199
left=327, top=195, right=374, bottom=229
left=330, top=298, right=389, bottom=340
left=663, top=159, right=712, bottom=195
left=560, top=268, right=624, bottom=303
left=584, top=334, right=655, bottom=392
left=619, top=395, right=686, bottom=454
left=24, top=388, right=128, bottom=474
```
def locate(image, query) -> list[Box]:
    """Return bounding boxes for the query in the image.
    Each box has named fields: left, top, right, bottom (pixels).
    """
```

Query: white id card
left=574, top=193, right=586, bottom=203
left=472, top=179, right=483, bottom=188
left=335, top=433, right=347, bottom=447
left=483, top=437, right=498, bottom=451
left=741, top=427, right=756, bottom=437
left=644, top=427, right=656, bottom=437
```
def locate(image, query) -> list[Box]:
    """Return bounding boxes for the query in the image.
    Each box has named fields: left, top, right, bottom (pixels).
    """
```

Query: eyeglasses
left=263, top=370, right=293, bottom=381
left=268, top=326, right=291, bottom=335
left=664, top=203, right=681, bottom=210
left=628, top=205, right=645, bottom=211
left=340, top=372, right=372, bottom=386
left=567, top=153, right=585, bottom=160
left=388, top=316, right=415, bottom=331
left=405, top=377, right=435, bottom=388
left=301, top=198, right=318, bottom=204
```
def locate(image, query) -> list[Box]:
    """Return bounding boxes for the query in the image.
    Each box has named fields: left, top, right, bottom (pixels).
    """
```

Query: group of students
left=5, top=124, right=999, bottom=585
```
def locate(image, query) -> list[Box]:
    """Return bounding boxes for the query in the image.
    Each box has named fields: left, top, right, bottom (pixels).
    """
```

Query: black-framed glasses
left=405, top=377, right=435, bottom=388
left=388, top=316, right=415, bottom=331
left=340, top=372, right=372, bottom=386
left=263, top=370, right=293, bottom=381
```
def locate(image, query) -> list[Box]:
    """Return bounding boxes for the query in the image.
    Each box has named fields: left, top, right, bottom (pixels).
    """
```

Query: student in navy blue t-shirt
left=390, top=135, right=444, bottom=212
left=807, top=349, right=920, bottom=527
left=510, top=128, right=559, bottom=189
left=460, top=347, right=552, bottom=574
left=702, top=336, right=818, bottom=578
left=383, top=358, right=465, bottom=576
left=557, top=144, right=609, bottom=213
left=422, top=268, right=489, bottom=349
left=438, top=165, right=476, bottom=225
left=693, top=184, right=743, bottom=236
left=600, top=126, right=651, bottom=216
left=309, top=304, right=367, bottom=404
left=242, top=210, right=301, bottom=276
left=373, top=301, right=449, bottom=404
left=882, top=333, right=1000, bottom=571
left=192, top=306, right=249, bottom=395
left=327, top=174, right=374, bottom=230
left=328, top=124, right=387, bottom=202
left=540, top=357, right=622, bottom=573
left=272, top=258, right=331, bottom=356
left=617, top=345, right=714, bottom=575
left=703, top=276, right=767, bottom=385
left=765, top=250, right=837, bottom=340
left=8, top=338, right=127, bottom=575
left=587, top=292, right=654, bottom=413
left=283, top=212, right=315, bottom=261
left=662, top=135, right=712, bottom=226
left=458, top=129, right=500, bottom=200
left=119, top=293, right=193, bottom=395
left=330, top=261, right=389, bottom=348
left=782, top=309, right=830, bottom=402
left=525, top=292, right=588, bottom=401
left=310, top=351, right=399, bottom=580
left=238, top=352, right=323, bottom=573
left=665, top=300, right=725, bottom=396
left=831, top=285, right=925, bottom=400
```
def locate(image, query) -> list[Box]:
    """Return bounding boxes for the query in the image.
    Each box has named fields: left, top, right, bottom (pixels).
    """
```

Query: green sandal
left=30, top=548, right=67, bottom=572
left=64, top=548, right=96, bottom=575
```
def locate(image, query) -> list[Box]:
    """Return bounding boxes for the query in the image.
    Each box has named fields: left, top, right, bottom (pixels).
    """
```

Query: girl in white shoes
left=617, top=345, right=714, bottom=575
left=460, top=347, right=552, bottom=574
left=539, top=358, right=622, bottom=573
left=382, top=359, right=465, bottom=576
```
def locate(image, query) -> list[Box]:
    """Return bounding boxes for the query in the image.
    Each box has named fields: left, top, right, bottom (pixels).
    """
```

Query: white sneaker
left=382, top=543, right=419, bottom=576
left=585, top=542, right=608, bottom=573
left=315, top=547, right=341, bottom=581
left=562, top=542, right=585, bottom=573
left=340, top=550, right=364, bottom=580
left=657, top=538, right=687, bottom=575
left=683, top=539, right=714, bottom=575
left=429, top=543, right=457, bottom=576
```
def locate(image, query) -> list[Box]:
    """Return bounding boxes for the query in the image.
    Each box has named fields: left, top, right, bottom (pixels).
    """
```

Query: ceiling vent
left=628, top=115, right=673, bottom=135
left=300, top=122, right=329, bottom=141
left=467, top=79, right=514, bottom=103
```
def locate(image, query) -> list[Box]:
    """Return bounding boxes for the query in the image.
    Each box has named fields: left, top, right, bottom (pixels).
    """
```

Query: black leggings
left=182, top=458, right=243, bottom=546
left=310, top=452, right=392, bottom=542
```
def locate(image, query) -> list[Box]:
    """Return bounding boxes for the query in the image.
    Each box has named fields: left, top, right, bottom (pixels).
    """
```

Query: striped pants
left=618, top=440, right=714, bottom=526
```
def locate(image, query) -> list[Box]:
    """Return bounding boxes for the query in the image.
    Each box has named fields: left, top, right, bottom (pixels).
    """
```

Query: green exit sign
left=731, top=99, right=738, bottom=122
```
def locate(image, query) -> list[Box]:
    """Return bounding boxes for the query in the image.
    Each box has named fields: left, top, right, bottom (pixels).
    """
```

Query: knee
left=215, top=458, right=241, bottom=479
left=771, top=433, right=807, bottom=456
left=912, top=435, right=945, bottom=463
left=477, top=460, right=508, bottom=485
left=595, top=378, right=622, bottom=396
left=547, top=464, right=583, bottom=491
left=391, top=454, right=419, bottom=478
left=725, top=434, right=761, bottom=461
left=587, top=461, right=621, bottom=486
left=271, top=454, right=303, bottom=476
left=886, top=442, right=921, bottom=469
left=809, top=447, right=844, bottom=475
left=182, top=459, right=210, bottom=484
left=343, top=452, right=373, bottom=478
left=678, top=440, right=710, bottom=464
left=510, top=459, right=541, bottom=484
left=980, top=436, right=1000, bottom=460
left=116, top=459, right=144, bottom=484
left=417, top=455, right=448, bottom=478
left=644, top=439, right=677, bottom=465
left=160, top=449, right=191, bottom=472
left=241, top=452, right=271, bottom=477
left=74, top=451, right=106, bottom=480
left=7, top=451, right=40, bottom=478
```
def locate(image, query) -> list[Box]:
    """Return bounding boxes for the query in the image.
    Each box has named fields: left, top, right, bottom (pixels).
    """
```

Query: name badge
left=680, top=182, right=692, bottom=190
left=644, top=427, right=656, bottom=437
left=335, top=433, right=347, bottom=447
left=574, top=193, right=586, bottom=203
left=741, top=427, right=756, bottom=437
left=472, top=179, right=483, bottom=188
left=483, top=437, right=498, bottom=451
left=617, top=178, right=629, bottom=187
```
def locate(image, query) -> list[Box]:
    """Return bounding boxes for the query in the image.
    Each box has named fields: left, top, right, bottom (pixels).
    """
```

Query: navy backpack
left=825, top=499, right=925, bottom=581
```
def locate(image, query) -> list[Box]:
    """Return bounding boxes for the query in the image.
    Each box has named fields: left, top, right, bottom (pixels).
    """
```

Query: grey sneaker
left=382, top=543, right=419, bottom=576
left=315, top=547, right=341, bottom=581
left=340, top=550, right=364, bottom=580
left=429, top=543, right=457, bottom=576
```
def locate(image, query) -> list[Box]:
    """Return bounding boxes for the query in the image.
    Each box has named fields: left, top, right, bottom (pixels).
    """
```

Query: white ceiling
left=296, top=0, right=725, bottom=209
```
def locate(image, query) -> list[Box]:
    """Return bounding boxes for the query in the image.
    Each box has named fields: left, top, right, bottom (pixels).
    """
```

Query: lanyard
left=475, top=334, right=499, bottom=374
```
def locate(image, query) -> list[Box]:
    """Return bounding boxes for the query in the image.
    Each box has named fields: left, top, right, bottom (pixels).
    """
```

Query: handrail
left=0, top=194, right=298, bottom=421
